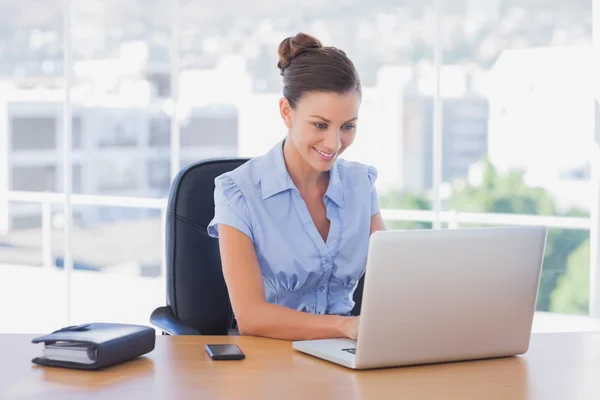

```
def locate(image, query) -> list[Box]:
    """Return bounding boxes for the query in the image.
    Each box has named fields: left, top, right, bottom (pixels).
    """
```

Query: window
left=0, top=0, right=597, bottom=335
left=442, top=1, right=593, bottom=315
left=10, top=117, right=57, bottom=150
left=73, top=163, right=83, bottom=193
left=72, top=116, right=82, bottom=149
left=147, top=160, right=171, bottom=191
left=97, top=118, right=140, bottom=147
left=10, top=214, right=43, bottom=230
left=11, top=165, right=57, bottom=192
left=180, top=106, right=238, bottom=148
left=149, top=114, right=171, bottom=147
left=67, top=0, right=169, bottom=326
left=96, top=160, right=139, bottom=192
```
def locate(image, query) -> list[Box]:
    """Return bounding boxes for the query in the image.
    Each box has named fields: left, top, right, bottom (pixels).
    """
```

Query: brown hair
left=277, top=32, right=361, bottom=108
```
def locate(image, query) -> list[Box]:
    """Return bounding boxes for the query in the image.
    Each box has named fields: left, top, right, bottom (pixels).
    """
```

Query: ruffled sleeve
left=207, top=174, right=254, bottom=241
left=367, top=165, right=381, bottom=217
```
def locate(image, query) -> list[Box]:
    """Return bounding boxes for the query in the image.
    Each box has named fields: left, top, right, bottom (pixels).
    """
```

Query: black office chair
left=150, top=157, right=365, bottom=336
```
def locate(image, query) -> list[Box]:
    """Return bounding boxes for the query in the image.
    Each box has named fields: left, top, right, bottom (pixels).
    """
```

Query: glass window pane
left=180, top=0, right=436, bottom=228
left=300, top=1, right=435, bottom=229
left=67, top=205, right=164, bottom=325
left=440, top=1, right=593, bottom=315
left=65, top=0, right=170, bottom=328
left=70, top=0, right=172, bottom=197
left=0, top=0, right=65, bottom=333
left=10, top=117, right=57, bottom=150
left=10, top=165, right=57, bottom=191
left=0, top=200, right=70, bottom=333
left=148, top=112, right=170, bottom=147
left=178, top=0, right=297, bottom=167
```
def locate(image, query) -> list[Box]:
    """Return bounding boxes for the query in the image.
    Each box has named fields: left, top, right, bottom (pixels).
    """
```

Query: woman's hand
left=341, top=316, right=360, bottom=340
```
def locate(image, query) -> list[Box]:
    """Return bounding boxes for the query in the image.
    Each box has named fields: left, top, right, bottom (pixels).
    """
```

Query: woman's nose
left=323, top=131, right=341, bottom=152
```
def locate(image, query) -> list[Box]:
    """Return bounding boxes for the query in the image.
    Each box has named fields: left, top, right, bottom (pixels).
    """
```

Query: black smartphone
left=205, top=344, right=246, bottom=360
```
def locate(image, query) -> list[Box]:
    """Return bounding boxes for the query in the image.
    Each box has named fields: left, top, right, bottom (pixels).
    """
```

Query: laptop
left=292, top=226, right=547, bottom=370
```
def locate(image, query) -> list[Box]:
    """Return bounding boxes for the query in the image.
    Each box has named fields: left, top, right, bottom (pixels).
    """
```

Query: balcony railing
left=1, top=190, right=598, bottom=332
left=4, top=190, right=592, bottom=274
left=5, top=191, right=168, bottom=275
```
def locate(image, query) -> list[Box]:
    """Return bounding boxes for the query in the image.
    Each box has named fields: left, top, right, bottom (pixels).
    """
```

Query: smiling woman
left=206, top=32, right=386, bottom=342
left=276, top=33, right=362, bottom=177
left=282, top=91, right=359, bottom=168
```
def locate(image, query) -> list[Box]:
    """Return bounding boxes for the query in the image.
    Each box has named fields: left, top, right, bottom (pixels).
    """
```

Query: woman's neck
left=282, top=138, right=329, bottom=196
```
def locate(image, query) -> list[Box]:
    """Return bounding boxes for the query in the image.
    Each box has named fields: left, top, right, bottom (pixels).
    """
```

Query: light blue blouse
left=207, top=139, right=380, bottom=316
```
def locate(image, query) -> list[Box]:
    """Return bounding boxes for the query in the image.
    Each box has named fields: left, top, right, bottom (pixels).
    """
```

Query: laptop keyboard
left=342, top=348, right=356, bottom=355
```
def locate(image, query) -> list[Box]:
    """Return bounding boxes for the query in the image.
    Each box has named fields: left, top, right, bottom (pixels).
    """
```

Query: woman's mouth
left=313, top=147, right=337, bottom=161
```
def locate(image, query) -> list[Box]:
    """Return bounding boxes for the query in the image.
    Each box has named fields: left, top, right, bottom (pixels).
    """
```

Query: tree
left=449, top=161, right=588, bottom=312
left=447, top=161, right=556, bottom=216
left=379, top=159, right=589, bottom=313
left=539, top=225, right=589, bottom=312
left=379, top=190, right=431, bottom=230
left=550, top=239, right=590, bottom=315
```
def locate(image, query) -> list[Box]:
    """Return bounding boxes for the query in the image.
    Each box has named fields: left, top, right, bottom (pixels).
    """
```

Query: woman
left=207, top=32, right=386, bottom=341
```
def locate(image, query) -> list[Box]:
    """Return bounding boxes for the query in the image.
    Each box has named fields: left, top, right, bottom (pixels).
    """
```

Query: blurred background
left=0, top=0, right=599, bottom=334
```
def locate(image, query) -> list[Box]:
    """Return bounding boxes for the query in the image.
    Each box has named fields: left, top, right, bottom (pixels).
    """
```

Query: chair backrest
left=166, top=158, right=249, bottom=335
left=166, top=157, right=365, bottom=335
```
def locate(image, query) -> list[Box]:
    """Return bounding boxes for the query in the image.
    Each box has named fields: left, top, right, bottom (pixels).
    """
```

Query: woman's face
left=280, top=90, right=360, bottom=172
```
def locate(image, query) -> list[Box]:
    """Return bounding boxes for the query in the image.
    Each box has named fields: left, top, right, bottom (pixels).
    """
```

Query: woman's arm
left=218, top=224, right=357, bottom=341
left=370, top=212, right=387, bottom=235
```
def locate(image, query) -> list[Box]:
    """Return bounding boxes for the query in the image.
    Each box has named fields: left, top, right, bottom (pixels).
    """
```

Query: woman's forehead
left=296, top=91, right=361, bottom=119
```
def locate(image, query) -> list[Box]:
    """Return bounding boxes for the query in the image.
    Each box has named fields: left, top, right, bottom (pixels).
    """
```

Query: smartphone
left=205, top=344, right=246, bottom=360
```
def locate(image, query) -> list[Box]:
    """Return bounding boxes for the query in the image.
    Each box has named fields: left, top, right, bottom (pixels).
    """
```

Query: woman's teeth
left=314, top=147, right=336, bottom=159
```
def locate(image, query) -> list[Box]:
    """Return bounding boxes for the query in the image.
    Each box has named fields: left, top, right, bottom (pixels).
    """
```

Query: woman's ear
left=279, top=97, right=293, bottom=128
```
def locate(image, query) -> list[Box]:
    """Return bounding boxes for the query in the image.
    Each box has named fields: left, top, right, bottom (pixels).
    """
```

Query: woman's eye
left=342, top=124, right=356, bottom=131
left=313, top=122, right=328, bottom=130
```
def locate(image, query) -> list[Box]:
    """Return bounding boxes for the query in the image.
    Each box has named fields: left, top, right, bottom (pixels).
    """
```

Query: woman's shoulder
left=335, top=158, right=378, bottom=186
left=213, top=153, right=269, bottom=199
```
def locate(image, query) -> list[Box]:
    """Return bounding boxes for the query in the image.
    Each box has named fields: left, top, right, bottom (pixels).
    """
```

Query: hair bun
left=277, top=33, right=323, bottom=75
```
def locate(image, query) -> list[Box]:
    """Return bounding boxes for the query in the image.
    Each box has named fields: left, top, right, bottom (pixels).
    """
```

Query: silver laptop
left=293, top=226, right=547, bottom=370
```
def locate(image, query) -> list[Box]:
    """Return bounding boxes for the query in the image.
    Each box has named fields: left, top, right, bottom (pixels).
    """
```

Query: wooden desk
left=1, top=332, right=599, bottom=400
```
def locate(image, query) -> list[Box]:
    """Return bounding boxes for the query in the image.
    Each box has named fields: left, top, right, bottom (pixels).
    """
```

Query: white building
left=487, top=45, right=594, bottom=211
left=345, top=66, right=412, bottom=192
left=0, top=50, right=255, bottom=234
left=488, top=46, right=594, bottom=176
left=400, top=64, right=491, bottom=193
left=0, top=80, right=239, bottom=233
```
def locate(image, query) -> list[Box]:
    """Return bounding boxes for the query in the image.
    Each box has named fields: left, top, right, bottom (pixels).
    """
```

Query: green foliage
left=380, top=159, right=590, bottom=314
left=550, top=239, right=590, bottom=315
left=380, top=190, right=431, bottom=230
left=539, top=227, right=589, bottom=312
left=447, top=161, right=556, bottom=216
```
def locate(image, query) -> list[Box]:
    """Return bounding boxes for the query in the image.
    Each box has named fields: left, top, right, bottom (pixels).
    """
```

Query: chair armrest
left=150, top=306, right=201, bottom=335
